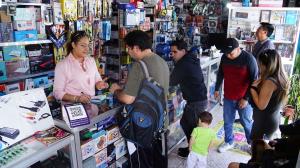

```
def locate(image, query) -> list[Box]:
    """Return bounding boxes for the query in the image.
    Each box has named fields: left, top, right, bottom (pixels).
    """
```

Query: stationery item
left=33, top=126, right=70, bottom=145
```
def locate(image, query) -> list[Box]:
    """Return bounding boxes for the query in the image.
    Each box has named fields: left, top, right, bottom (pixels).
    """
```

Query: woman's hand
left=96, top=78, right=109, bottom=90
left=78, top=94, right=91, bottom=104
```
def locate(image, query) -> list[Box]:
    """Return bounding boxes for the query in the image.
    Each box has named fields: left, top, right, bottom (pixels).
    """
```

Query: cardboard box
left=5, top=82, right=20, bottom=94
left=0, top=11, right=12, bottom=22
left=81, top=139, right=96, bottom=160
left=29, top=54, right=54, bottom=73
left=107, top=143, right=116, bottom=166
left=115, top=138, right=127, bottom=160
left=0, top=22, right=14, bottom=42
left=14, top=30, right=38, bottom=41
left=32, top=76, right=49, bottom=88
left=93, top=130, right=107, bottom=153
left=5, top=58, right=30, bottom=78
left=95, top=148, right=107, bottom=167
left=3, top=46, right=27, bottom=61
left=106, top=126, right=121, bottom=145
left=0, top=61, right=7, bottom=82
left=13, top=20, right=36, bottom=31
left=14, top=8, right=36, bottom=21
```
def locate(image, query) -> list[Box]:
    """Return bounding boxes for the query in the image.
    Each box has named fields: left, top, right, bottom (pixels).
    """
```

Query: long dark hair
left=258, top=49, right=289, bottom=104
left=66, top=31, right=89, bottom=54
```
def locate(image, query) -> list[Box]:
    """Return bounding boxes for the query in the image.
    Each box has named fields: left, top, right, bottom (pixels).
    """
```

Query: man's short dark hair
left=170, top=40, right=188, bottom=51
left=199, top=111, right=213, bottom=124
left=260, top=22, right=274, bottom=37
left=124, top=30, right=152, bottom=51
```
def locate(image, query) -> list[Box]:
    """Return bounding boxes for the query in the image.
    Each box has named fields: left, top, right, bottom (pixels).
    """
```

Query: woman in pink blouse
left=53, top=31, right=108, bottom=104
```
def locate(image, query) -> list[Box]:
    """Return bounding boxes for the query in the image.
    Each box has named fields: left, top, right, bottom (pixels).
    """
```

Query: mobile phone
left=0, top=127, right=20, bottom=139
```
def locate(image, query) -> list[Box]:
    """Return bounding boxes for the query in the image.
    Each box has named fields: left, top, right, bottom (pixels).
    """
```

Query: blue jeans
left=223, top=98, right=253, bottom=144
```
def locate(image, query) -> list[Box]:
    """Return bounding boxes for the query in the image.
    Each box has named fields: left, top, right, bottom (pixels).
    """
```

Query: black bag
left=117, top=60, right=166, bottom=148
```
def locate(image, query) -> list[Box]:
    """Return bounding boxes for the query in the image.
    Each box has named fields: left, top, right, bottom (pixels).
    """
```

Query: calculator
left=0, top=127, right=20, bottom=139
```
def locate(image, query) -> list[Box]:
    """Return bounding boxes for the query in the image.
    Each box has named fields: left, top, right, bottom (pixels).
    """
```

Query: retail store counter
left=1, top=133, right=76, bottom=168
left=54, top=104, right=121, bottom=168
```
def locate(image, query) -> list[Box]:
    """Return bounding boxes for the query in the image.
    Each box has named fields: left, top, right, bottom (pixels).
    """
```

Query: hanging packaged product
left=53, top=2, right=64, bottom=25
left=124, top=9, right=141, bottom=26
left=100, top=21, right=111, bottom=41
left=61, top=0, right=77, bottom=21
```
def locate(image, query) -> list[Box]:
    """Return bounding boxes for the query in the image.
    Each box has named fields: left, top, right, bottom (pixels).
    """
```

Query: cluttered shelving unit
left=227, top=7, right=300, bottom=76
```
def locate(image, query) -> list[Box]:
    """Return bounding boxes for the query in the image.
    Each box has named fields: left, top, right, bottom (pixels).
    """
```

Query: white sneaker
left=218, top=142, right=234, bottom=153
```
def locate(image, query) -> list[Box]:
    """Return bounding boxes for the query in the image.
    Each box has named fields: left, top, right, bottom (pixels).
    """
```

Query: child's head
left=198, top=111, right=213, bottom=125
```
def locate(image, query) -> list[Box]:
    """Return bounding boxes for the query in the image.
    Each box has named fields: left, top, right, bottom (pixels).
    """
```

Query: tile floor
left=168, top=105, right=251, bottom=168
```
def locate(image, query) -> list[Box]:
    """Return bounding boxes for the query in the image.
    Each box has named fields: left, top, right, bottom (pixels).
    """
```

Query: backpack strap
left=138, top=60, right=150, bottom=79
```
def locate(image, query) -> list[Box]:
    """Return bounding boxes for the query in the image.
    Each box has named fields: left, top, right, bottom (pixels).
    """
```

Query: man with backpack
left=109, top=30, right=170, bottom=168
left=169, top=40, right=208, bottom=158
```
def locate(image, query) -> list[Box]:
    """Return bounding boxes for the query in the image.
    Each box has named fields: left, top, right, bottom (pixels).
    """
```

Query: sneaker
left=218, top=142, right=234, bottom=153
left=177, top=147, right=189, bottom=158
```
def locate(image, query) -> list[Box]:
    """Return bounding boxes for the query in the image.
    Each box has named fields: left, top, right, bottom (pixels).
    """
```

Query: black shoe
left=177, top=147, right=189, bottom=158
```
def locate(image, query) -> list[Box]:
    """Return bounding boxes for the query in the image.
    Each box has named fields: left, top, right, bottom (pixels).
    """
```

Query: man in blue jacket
left=170, top=40, right=208, bottom=158
left=252, top=22, right=275, bottom=59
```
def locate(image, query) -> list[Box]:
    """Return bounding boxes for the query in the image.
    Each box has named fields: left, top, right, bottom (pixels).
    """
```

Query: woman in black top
left=250, top=49, right=289, bottom=140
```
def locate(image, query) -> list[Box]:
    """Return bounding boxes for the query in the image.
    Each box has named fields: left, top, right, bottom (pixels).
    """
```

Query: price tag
left=64, top=103, right=90, bottom=128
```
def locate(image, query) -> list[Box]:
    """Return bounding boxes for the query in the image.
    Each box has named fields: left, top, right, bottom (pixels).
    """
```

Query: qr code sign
left=70, top=106, right=83, bottom=117
left=67, top=105, right=87, bottom=120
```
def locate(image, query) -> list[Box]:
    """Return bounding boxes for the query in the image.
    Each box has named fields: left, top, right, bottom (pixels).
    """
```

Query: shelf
left=0, top=40, right=52, bottom=47
left=1, top=2, right=51, bottom=7
left=0, top=70, right=54, bottom=84
left=3, top=134, right=77, bottom=168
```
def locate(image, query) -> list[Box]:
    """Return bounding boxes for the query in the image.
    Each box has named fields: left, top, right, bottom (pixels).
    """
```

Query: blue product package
left=0, top=62, right=7, bottom=81
left=3, top=46, right=27, bottom=61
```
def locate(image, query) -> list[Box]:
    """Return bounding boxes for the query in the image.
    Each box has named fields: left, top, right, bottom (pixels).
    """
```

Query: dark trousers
left=129, top=131, right=168, bottom=168
left=180, top=100, right=207, bottom=142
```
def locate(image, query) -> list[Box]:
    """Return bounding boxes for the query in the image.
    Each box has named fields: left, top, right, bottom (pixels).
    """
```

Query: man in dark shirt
left=215, top=38, right=258, bottom=153
left=252, top=22, right=275, bottom=59
left=170, top=40, right=208, bottom=157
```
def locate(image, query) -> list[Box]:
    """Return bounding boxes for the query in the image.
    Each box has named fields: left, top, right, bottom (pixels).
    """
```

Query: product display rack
left=54, top=106, right=121, bottom=168
left=227, top=6, right=300, bottom=76
left=0, top=40, right=52, bottom=47
left=0, top=70, right=53, bottom=84
left=2, top=134, right=77, bottom=168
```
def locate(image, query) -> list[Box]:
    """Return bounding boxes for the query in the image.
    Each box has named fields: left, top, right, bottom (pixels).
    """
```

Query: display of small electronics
left=0, top=127, right=20, bottom=139
left=31, top=100, right=46, bottom=108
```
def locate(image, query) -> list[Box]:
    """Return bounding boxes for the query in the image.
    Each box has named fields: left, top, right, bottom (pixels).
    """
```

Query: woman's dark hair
left=124, top=30, right=152, bottom=51
left=199, top=111, right=213, bottom=124
left=258, top=49, right=289, bottom=104
left=66, top=31, right=89, bottom=54
left=259, top=22, right=274, bottom=37
left=170, top=40, right=188, bottom=52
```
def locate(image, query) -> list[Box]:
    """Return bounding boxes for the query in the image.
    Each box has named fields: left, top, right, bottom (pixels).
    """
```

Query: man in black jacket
left=170, top=40, right=208, bottom=158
